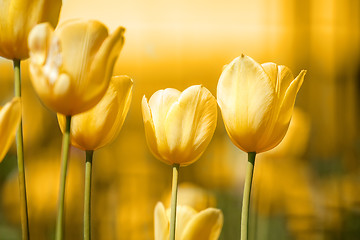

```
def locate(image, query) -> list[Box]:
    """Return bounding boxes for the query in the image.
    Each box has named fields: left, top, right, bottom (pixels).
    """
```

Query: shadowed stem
left=84, top=150, right=93, bottom=240
left=55, top=115, right=72, bottom=240
left=13, top=59, right=30, bottom=240
left=241, top=152, right=256, bottom=240
left=169, top=163, right=180, bottom=240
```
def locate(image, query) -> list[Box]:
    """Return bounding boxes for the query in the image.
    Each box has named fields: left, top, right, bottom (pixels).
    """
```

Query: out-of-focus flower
left=28, top=19, right=125, bottom=115
left=1, top=148, right=84, bottom=234
left=163, top=183, right=216, bottom=212
left=154, top=202, right=223, bottom=240
left=0, top=0, right=62, bottom=60
left=142, top=85, right=217, bottom=166
left=217, top=54, right=306, bottom=153
left=0, top=97, right=21, bottom=162
left=57, top=76, right=133, bottom=150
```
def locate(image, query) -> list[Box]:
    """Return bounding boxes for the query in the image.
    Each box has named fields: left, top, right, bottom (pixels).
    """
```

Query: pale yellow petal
left=0, top=98, right=21, bottom=162
left=148, top=88, right=181, bottom=161
left=154, top=202, right=170, bottom=240
left=217, top=54, right=274, bottom=152
left=165, top=85, right=217, bottom=165
left=258, top=70, right=306, bottom=152
left=83, top=27, right=125, bottom=109
left=28, top=23, right=54, bottom=65
left=181, top=208, right=224, bottom=240
left=141, top=95, right=163, bottom=162
left=57, top=19, right=109, bottom=84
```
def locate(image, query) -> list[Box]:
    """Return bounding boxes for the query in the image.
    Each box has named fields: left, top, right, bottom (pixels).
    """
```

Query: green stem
left=241, top=152, right=256, bottom=240
left=169, top=164, right=180, bottom=240
left=84, top=150, right=93, bottom=240
left=55, top=115, right=72, bottom=240
left=13, top=59, right=30, bottom=240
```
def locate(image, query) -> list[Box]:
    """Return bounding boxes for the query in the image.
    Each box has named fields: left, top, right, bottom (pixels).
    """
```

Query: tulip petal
left=0, top=0, right=61, bottom=60
left=96, top=76, right=133, bottom=149
left=0, top=98, right=21, bottom=162
left=260, top=70, right=306, bottom=152
left=85, top=27, right=125, bottom=102
left=142, top=95, right=163, bottom=161
left=278, top=70, right=306, bottom=125
left=217, top=54, right=274, bottom=152
left=61, top=76, right=133, bottom=150
left=165, top=85, right=217, bottom=165
left=148, top=88, right=181, bottom=161
left=28, top=23, right=54, bottom=65
left=181, top=208, right=224, bottom=240
left=154, top=202, right=170, bottom=240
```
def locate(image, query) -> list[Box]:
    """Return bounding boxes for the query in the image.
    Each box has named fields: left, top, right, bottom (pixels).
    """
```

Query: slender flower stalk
left=55, top=115, right=71, bottom=240
left=169, top=164, right=180, bottom=240
left=13, top=59, right=30, bottom=240
left=241, top=152, right=256, bottom=240
left=84, top=150, right=93, bottom=240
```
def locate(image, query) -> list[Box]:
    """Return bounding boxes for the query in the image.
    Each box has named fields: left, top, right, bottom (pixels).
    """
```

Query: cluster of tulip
left=0, top=1, right=305, bottom=240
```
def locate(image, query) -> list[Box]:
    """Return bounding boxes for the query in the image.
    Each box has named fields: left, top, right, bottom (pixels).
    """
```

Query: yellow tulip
left=142, top=85, right=217, bottom=166
left=0, top=97, right=21, bottom=162
left=57, top=76, right=133, bottom=151
left=0, top=0, right=62, bottom=60
left=28, top=19, right=125, bottom=115
left=217, top=54, right=306, bottom=153
left=154, top=202, right=223, bottom=240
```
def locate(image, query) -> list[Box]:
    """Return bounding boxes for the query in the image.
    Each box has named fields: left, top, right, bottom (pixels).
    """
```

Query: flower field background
left=0, top=0, right=359, bottom=239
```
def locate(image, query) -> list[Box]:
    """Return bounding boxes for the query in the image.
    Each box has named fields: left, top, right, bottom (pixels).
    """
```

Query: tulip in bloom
left=57, top=76, right=133, bottom=150
left=217, top=54, right=306, bottom=153
left=154, top=202, right=223, bottom=240
left=0, top=98, right=21, bottom=162
left=0, top=0, right=62, bottom=60
left=28, top=19, right=125, bottom=115
left=142, top=85, right=217, bottom=166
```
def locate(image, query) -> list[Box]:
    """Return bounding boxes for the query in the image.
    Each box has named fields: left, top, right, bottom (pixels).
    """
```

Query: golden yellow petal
left=181, top=208, right=224, bottom=240
left=141, top=95, right=163, bottom=162
left=217, top=54, right=275, bottom=152
left=0, top=0, right=61, bottom=60
left=154, top=202, right=170, bottom=240
left=164, top=85, right=217, bottom=166
left=0, top=98, right=21, bottom=162
left=58, top=76, right=133, bottom=150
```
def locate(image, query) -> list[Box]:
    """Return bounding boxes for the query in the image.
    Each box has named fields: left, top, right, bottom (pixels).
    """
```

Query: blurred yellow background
left=0, top=0, right=359, bottom=239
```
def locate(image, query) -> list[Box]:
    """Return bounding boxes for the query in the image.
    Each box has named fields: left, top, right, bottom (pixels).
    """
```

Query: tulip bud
left=142, top=85, right=217, bottom=166
left=0, top=0, right=62, bottom=60
left=28, top=19, right=125, bottom=115
left=57, top=76, right=133, bottom=151
left=217, top=54, right=306, bottom=153
left=154, top=202, right=223, bottom=240
left=0, top=97, right=21, bottom=162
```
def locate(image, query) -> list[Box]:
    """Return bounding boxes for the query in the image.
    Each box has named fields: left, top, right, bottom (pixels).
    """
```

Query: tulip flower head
left=142, top=85, right=217, bottom=166
left=0, top=0, right=62, bottom=60
left=58, top=76, right=133, bottom=151
left=154, top=202, right=223, bottom=240
left=0, top=98, right=21, bottom=162
left=217, top=54, right=306, bottom=153
left=28, top=19, right=125, bottom=115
